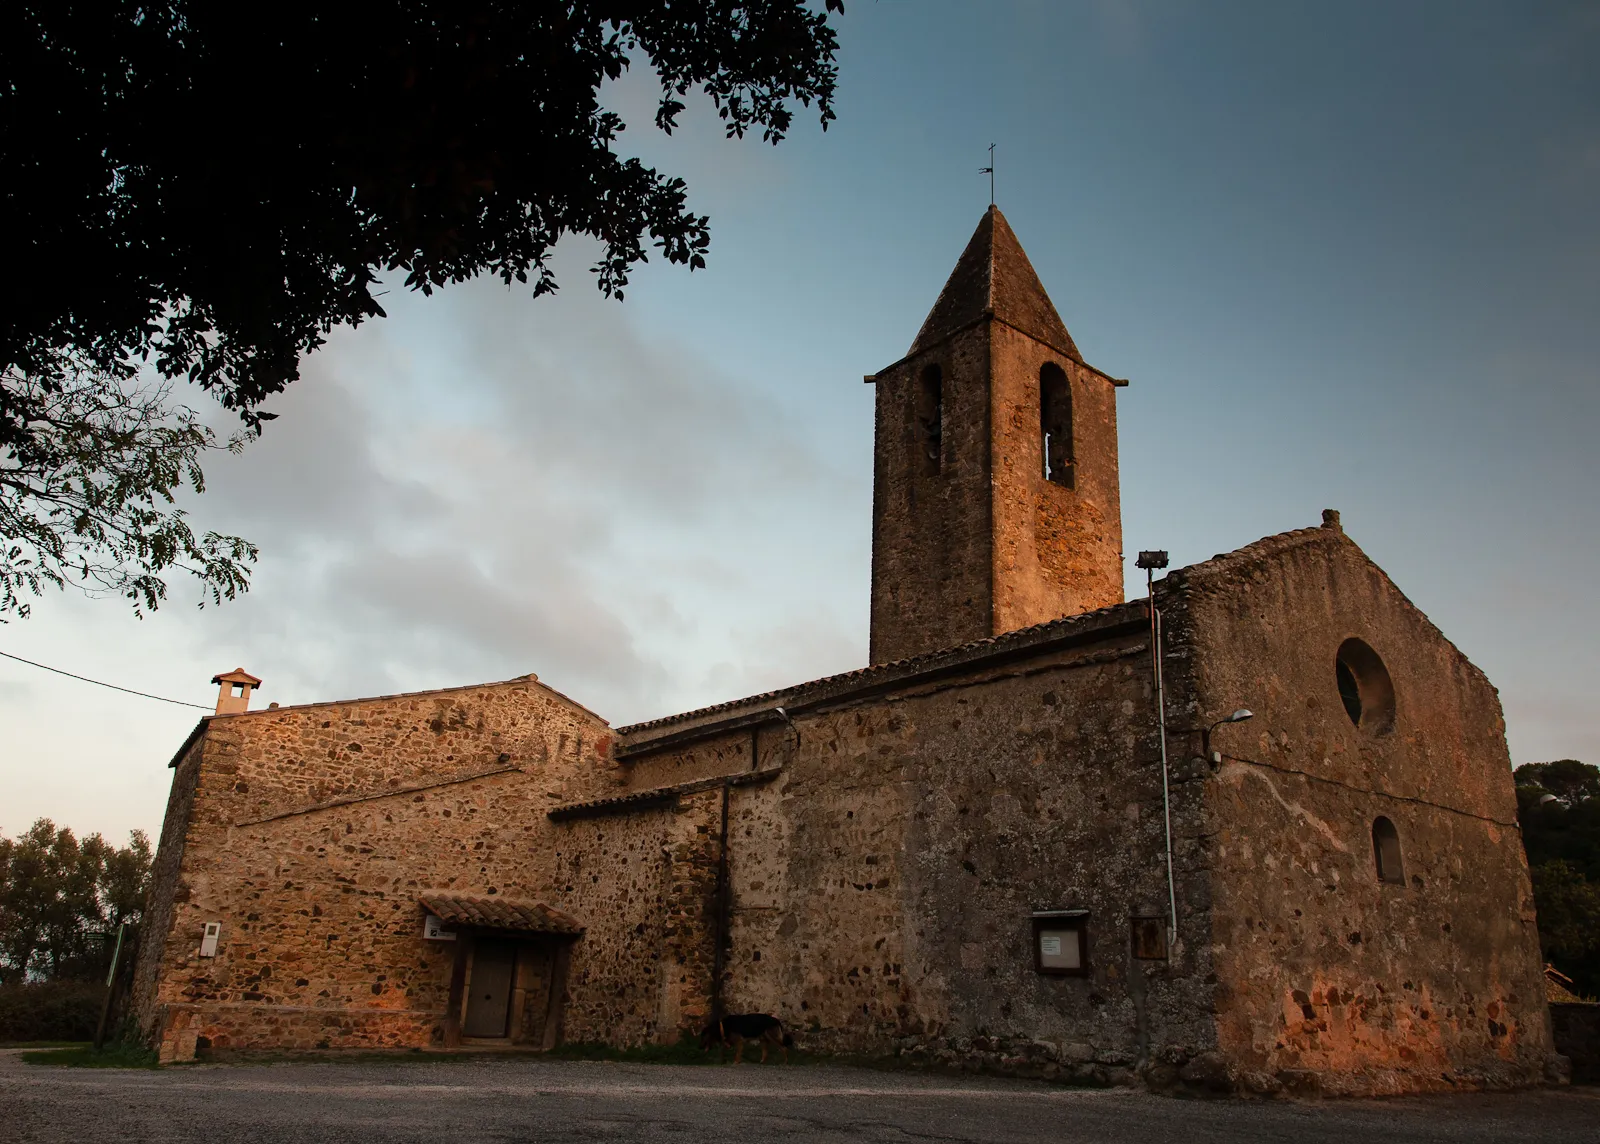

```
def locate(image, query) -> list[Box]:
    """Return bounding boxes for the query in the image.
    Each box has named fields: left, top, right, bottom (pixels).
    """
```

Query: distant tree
left=0, top=820, right=152, bottom=984
left=2, top=3, right=842, bottom=611
left=1516, top=760, right=1600, bottom=997
left=1530, top=860, right=1600, bottom=965
left=1516, top=760, right=1600, bottom=809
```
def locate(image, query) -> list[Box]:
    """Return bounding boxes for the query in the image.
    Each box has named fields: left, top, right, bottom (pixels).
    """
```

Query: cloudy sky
left=4, top=0, right=1597, bottom=844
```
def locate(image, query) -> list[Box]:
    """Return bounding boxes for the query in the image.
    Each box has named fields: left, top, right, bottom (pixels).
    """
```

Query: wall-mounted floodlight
left=773, top=706, right=801, bottom=748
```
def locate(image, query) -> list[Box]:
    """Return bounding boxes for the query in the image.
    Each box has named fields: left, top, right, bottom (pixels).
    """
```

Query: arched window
left=1040, top=363, right=1073, bottom=488
left=1335, top=638, right=1395, bottom=734
left=1372, top=816, right=1405, bottom=885
left=916, top=364, right=943, bottom=476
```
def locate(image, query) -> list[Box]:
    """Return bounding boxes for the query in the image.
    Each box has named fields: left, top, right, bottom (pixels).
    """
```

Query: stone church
left=131, top=208, right=1559, bottom=1094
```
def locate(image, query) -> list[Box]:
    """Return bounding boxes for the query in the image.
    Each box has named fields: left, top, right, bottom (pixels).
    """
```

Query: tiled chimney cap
left=211, top=668, right=263, bottom=687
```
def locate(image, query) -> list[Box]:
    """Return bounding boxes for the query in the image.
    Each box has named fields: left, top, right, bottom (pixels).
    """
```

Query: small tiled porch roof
left=419, top=895, right=584, bottom=935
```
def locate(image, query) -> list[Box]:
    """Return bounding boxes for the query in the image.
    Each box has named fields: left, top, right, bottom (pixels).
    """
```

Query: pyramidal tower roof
left=908, top=206, right=1079, bottom=359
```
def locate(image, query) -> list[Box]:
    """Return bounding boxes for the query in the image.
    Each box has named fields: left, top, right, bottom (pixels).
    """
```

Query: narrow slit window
left=916, top=364, right=943, bottom=476
left=1040, top=363, right=1074, bottom=488
left=1373, top=816, right=1405, bottom=885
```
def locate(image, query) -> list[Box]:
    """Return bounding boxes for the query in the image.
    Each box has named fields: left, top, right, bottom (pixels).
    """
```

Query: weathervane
left=980, top=143, right=995, bottom=205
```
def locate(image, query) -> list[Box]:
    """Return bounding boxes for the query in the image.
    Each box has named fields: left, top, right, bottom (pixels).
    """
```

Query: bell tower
left=867, top=207, right=1126, bottom=664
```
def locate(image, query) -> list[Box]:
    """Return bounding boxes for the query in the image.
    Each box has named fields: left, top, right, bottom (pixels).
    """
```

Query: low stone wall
left=1551, top=1003, right=1599, bottom=1085
left=155, top=1002, right=441, bottom=1062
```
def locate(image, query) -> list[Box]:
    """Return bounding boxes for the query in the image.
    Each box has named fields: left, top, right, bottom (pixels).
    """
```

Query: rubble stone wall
left=128, top=726, right=207, bottom=1038
left=132, top=678, right=616, bottom=1060
left=642, top=620, right=1218, bottom=1078
left=548, top=790, right=721, bottom=1046
left=1173, top=525, right=1557, bottom=1093
left=868, top=327, right=996, bottom=664
left=988, top=324, right=1124, bottom=635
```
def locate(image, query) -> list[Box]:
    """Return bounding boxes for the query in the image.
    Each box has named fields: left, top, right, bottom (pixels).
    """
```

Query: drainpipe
left=1136, top=552, right=1179, bottom=948
left=710, top=779, right=732, bottom=1024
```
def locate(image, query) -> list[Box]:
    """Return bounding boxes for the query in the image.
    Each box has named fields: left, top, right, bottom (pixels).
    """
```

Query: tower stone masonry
left=868, top=206, right=1126, bottom=665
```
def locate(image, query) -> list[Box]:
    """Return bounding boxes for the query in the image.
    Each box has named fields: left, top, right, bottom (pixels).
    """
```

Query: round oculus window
left=1335, top=638, right=1395, bottom=734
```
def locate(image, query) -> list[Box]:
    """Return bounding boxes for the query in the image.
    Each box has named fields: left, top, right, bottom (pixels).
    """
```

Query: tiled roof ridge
left=1168, top=514, right=1493, bottom=687
left=616, top=597, right=1147, bottom=737
left=548, top=766, right=784, bottom=822
left=210, top=673, right=610, bottom=727
left=1165, top=521, right=1344, bottom=588
left=418, top=893, right=584, bottom=935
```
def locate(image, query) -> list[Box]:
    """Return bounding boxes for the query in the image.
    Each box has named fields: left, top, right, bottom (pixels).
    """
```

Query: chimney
left=211, top=668, right=263, bottom=715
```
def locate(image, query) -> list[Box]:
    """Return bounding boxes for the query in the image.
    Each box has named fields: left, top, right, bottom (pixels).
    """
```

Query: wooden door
left=463, top=939, right=517, bottom=1038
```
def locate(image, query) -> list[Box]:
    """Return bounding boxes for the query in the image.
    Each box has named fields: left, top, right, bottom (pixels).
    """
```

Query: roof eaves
left=867, top=315, right=1128, bottom=388
left=167, top=717, right=212, bottom=769
left=1164, top=514, right=1495, bottom=688
left=208, top=674, right=610, bottom=727
left=616, top=600, right=1148, bottom=756
left=548, top=767, right=784, bottom=821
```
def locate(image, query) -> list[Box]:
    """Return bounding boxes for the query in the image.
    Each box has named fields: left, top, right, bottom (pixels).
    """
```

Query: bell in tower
left=866, top=207, right=1126, bottom=664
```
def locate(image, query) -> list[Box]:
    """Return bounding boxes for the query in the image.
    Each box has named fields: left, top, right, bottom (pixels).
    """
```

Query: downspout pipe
left=710, top=778, right=732, bottom=1024
left=1137, top=551, right=1179, bottom=948
left=1155, top=606, right=1177, bottom=946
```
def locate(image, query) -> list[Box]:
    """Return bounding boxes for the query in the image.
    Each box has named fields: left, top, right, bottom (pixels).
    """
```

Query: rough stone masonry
left=132, top=207, right=1560, bottom=1095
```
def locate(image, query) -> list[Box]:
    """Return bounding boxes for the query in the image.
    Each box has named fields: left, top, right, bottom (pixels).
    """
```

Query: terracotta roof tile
left=418, top=894, right=584, bottom=935
left=616, top=597, right=1148, bottom=740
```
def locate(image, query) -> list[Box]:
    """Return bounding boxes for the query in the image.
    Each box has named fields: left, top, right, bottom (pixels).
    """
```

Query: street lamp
left=1202, top=708, right=1254, bottom=767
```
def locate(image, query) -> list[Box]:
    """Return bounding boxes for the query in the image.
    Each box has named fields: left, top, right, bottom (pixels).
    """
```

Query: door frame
left=442, top=930, right=577, bottom=1049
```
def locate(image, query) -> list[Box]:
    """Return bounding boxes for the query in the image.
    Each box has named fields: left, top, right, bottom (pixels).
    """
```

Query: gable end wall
left=1172, top=530, right=1555, bottom=1093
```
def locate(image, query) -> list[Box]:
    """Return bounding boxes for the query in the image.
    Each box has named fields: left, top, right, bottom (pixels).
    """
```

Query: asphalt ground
left=3, top=1050, right=1597, bottom=1144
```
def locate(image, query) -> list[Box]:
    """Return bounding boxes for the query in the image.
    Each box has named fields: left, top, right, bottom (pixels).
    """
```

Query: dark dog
left=699, top=1014, right=793, bottom=1064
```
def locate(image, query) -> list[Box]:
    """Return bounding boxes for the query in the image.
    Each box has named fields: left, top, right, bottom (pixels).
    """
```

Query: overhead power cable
left=0, top=649, right=210, bottom=710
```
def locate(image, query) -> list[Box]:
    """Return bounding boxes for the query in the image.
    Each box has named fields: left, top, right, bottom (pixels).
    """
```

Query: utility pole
left=93, top=921, right=129, bottom=1051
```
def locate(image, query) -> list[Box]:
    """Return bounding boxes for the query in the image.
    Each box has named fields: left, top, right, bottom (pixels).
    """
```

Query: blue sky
left=3, top=1, right=1597, bottom=842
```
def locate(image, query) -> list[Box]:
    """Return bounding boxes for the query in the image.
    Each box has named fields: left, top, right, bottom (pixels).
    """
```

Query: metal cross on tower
left=980, top=143, right=995, bottom=205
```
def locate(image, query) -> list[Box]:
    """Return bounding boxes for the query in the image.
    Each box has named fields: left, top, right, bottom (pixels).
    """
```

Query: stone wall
left=1172, top=521, right=1557, bottom=1093
left=868, top=326, right=997, bottom=664
left=626, top=609, right=1214, bottom=1076
left=134, top=523, right=1559, bottom=1093
left=547, top=791, right=721, bottom=1045
left=867, top=321, right=1124, bottom=666
left=988, top=324, right=1124, bottom=636
left=133, top=677, right=619, bottom=1060
left=128, top=723, right=207, bottom=1037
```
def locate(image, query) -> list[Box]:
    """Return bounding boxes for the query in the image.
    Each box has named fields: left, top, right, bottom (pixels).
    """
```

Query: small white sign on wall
left=199, top=921, right=221, bottom=958
left=423, top=914, right=457, bottom=942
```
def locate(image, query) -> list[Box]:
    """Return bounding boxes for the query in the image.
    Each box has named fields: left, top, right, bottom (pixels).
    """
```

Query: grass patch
left=21, top=1043, right=160, bottom=1069
left=0, top=1040, right=91, bottom=1049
